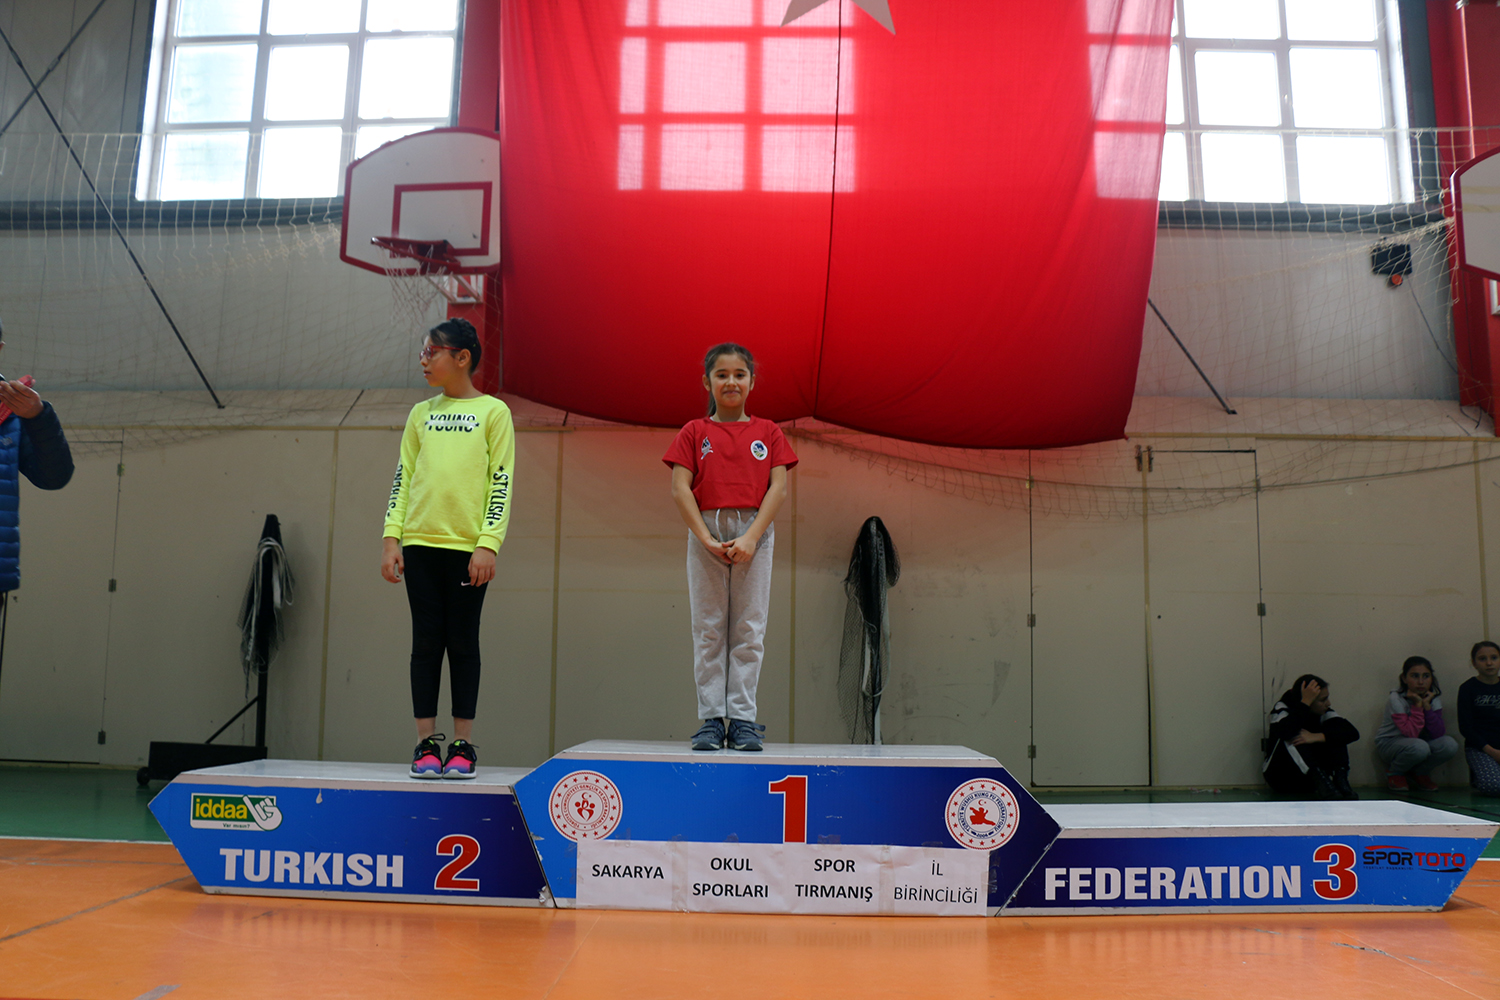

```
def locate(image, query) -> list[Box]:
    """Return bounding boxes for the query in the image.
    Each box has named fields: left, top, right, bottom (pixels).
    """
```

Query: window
left=617, top=0, right=855, bottom=193
left=1160, top=0, right=1411, bottom=205
left=137, top=0, right=461, bottom=201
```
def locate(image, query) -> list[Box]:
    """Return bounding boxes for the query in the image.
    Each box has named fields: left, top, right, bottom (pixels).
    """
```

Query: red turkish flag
left=498, top=0, right=1171, bottom=447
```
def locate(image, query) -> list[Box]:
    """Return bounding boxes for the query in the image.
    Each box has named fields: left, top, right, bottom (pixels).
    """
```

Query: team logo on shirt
left=549, top=771, right=623, bottom=842
left=701, top=437, right=713, bottom=459
left=750, top=440, right=768, bottom=461
left=945, top=778, right=1020, bottom=850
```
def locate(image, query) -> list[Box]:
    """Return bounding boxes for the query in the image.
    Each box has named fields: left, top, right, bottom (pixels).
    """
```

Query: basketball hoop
left=371, top=236, right=460, bottom=275
left=373, top=236, right=485, bottom=303
left=340, top=128, right=501, bottom=340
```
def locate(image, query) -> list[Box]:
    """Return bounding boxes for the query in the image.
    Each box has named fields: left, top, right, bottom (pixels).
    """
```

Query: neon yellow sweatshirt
left=383, top=394, right=514, bottom=553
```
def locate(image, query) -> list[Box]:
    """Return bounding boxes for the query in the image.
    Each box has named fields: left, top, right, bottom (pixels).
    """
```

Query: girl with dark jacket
left=1263, top=674, right=1361, bottom=799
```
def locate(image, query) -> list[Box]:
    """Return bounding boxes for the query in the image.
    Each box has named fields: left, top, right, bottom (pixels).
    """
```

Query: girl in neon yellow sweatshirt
left=381, top=318, right=514, bottom=779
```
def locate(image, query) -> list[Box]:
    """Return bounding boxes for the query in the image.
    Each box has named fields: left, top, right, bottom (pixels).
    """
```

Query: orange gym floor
left=2, top=837, right=1498, bottom=1000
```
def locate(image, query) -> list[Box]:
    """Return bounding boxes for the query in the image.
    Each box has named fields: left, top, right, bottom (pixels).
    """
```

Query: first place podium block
left=511, top=741, right=1059, bottom=916
left=150, top=760, right=549, bottom=906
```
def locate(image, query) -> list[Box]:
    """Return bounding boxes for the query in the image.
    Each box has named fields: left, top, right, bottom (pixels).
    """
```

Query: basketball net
left=372, top=237, right=485, bottom=345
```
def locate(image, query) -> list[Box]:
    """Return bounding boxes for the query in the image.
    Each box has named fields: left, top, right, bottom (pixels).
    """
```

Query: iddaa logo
left=190, top=793, right=283, bottom=831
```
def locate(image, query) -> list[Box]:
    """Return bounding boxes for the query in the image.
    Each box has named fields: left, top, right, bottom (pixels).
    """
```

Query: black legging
left=403, top=545, right=488, bottom=719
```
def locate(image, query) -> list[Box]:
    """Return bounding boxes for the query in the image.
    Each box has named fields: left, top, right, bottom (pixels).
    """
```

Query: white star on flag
left=782, top=0, right=895, bottom=34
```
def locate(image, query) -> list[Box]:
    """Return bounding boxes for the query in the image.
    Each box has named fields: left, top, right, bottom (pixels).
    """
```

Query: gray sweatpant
left=688, top=508, right=774, bottom=722
left=1376, top=735, right=1459, bottom=776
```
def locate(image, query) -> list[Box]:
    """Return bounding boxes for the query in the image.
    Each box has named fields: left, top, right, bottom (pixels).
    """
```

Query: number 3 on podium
left=1312, top=843, right=1357, bottom=900
left=768, top=776, right=808, bottom=844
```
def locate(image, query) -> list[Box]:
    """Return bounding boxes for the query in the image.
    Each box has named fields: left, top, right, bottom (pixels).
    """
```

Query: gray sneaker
left=691, top=718, right=726, bottom=751
left=727, top=719, right=765, bottom=751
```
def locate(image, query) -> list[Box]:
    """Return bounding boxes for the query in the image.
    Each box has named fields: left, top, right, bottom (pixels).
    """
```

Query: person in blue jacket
left=0, top=325, right=75, bottom=593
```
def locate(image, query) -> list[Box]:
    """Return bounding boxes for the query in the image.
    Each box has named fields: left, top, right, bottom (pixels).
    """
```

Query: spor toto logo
left=549, top=771, right=623, bottom=841
left=946, top=778, right=1020, bottom=850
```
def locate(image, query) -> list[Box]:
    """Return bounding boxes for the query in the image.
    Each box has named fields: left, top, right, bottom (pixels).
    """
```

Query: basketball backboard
left=340, top=127, right=501, bottom=276
left=1455, top=146, right=1500, bottom=282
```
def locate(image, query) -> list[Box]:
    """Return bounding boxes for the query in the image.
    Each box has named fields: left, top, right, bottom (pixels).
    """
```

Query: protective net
left=792, top=125, right=1500, bottom=518
left=0, top=127, right=1497, bottom=512
left=0, top=132, right=436, bottom=455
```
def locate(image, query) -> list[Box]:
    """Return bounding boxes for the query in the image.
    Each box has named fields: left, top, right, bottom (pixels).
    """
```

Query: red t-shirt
left=662, top=416, right=799, bottom=511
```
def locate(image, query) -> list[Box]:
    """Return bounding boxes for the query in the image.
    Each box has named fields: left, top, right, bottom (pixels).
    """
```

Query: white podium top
left=173, top=758, right=531, bottom=793
left=552, top=740, right=1000, bottom=768
left=1048, top=801, right=1499, bottom=839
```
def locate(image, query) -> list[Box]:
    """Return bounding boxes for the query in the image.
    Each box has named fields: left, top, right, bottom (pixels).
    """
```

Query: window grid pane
left=177, top=0, right=262, bottom=37
left=264, top=45, right=350, bottom=122
left=167, top=44, right=258, bottom=124
left=160, top=131, right=250, bottom=200
left=1296, top=134, right=1392, bottom=204
left=1289, top=48, right=1384, bottom=129
left=1284, top=0, right=1376, bottom=42
left=1182, top=0, right=1280, bottom=40
left=1200, top=132, right=1287, bottom=202
left=360, top=38, right=456, bottom=120
left=1194, top=51, right=1282, bottom=127
left=614, top=5, right=851, bottom=194
left=146, top=0, right=461, bottom=200
left=1162, top=0, right=1407, bottom=206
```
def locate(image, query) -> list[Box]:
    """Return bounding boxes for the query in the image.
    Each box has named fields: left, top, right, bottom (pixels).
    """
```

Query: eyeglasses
left=419, top=345, right=459, bottom=361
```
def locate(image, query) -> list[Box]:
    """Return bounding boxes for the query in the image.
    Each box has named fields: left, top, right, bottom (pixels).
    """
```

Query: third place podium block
left=510, top=741, right=1059, bottom=915
left=1003, top=800, right=1498, bottom=915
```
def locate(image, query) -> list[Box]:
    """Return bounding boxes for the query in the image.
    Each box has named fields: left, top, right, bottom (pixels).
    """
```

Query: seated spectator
left=1374, top=656, right=1458, bottom=792
left=1457, top=640, right=1500, bottom=797
left=1263, top=674, right=1360, bottom=800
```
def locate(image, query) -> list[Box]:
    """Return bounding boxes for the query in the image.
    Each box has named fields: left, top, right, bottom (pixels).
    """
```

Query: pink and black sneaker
left=443, top=739, right=478, bottom=780
left=410, top=734, right=445, bottom=779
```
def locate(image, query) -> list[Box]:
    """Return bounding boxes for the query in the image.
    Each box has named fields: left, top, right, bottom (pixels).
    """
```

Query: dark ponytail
left=429, top=318, right=481, bottom=374
left=702, top=342, right=755, bottom=416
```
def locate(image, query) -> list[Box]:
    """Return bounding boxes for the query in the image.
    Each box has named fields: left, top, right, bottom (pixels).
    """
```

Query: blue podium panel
left=511, top=741, right=1060, bottom=914
left=150, top=760, right=549, bottom=906
left=1003, top=801, right=1498, bottom=915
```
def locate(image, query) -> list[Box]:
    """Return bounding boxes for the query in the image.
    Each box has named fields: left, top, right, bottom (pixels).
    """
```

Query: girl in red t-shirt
left=662, top=343, right=798, bottom=751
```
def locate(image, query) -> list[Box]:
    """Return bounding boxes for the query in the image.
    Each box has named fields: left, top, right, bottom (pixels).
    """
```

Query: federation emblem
left=945, top=778, right=1020, bottom=850
left=750, top=440, right=768, bottom=461
left=549, top=771, right=623, bottom=841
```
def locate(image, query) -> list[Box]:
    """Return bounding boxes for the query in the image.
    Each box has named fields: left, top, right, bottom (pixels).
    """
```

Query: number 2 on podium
left=768, top=775, right=808, bottom=844
left=435, top=834, right=481, bottom=891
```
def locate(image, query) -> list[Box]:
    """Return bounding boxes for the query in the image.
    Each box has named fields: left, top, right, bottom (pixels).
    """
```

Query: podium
left=149, top=746, right=1497, bottom=915
left=149, top=759, right=549, bottom=906
left=511, top=740, right=1056, bottom=915
left=1003, top=800, right=1496, bottom=914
